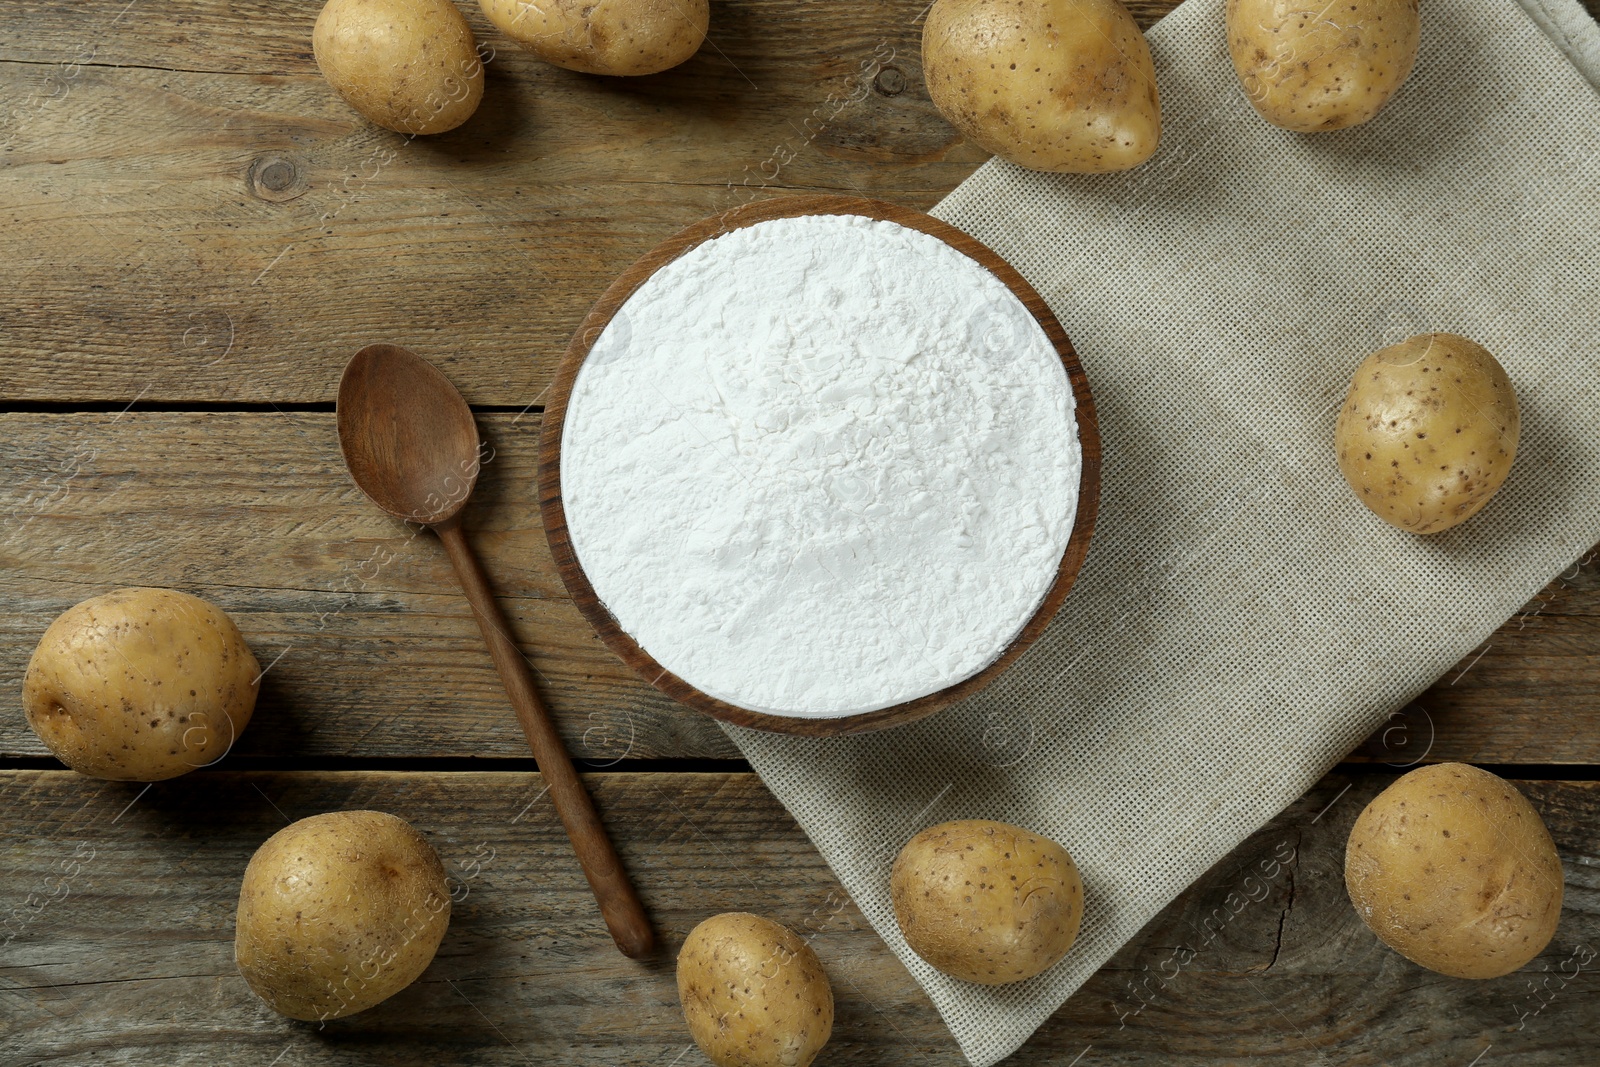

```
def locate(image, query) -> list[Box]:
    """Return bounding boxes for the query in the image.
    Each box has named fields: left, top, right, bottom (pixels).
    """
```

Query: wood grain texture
left=2, top=0, right=1598, bottom=1063
left=2, top=770, right=1596, bottom=1064
left=0, top=410, right=741, bottom=762
left=538, top=193, right=1102, bottom=736
left=3, top=0, right=1596, bottom=404
left=0, top=0, right=1187, bottom=72
left=1351, top=545, right=1600, bottom=766
left=1, top=412, right=1596, bottom=763
left=0, top=0, right=986, bottom=404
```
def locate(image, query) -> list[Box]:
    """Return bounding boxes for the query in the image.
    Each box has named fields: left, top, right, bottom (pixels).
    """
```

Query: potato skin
left=676, top=912, right=833, bottom=1067
left=891, top=819, right=1083, bottom=984
left=1335, top=333, right=1519, bottom=534
left=1345, top=763, right=1563, bottom=979
left=22, top=588, right=259, bottom=782
left=923, top=0, right=1161, bottom=173
left=235, top=811, right=451, bottom=1021
left=313, top=0, right=485, bottom=135
left=479, top=0, right=708, bottom=76
left=1227, top=0, right=1419, bottom=132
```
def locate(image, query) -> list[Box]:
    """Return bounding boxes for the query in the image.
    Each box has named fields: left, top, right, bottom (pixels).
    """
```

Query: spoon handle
left=435, top=519, right=655, bottom=959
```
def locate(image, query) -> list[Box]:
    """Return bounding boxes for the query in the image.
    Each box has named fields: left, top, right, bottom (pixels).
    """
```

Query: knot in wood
left=873, top=66, right=908, bottom=97
left=249, top=154, right=307, bottom=203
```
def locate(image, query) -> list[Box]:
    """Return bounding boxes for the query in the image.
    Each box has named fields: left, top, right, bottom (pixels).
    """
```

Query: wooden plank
left=0, top=0, right=986, bottom=404
left=0, top=411, right=741, bottom=762
left=0, top=0, right=1189, bottom=72
left=30, top=0, right=1534, bottom=405
left=2, top=770, right=1596, bottom=1063
left=1351, top=547, right=1600, bottom=765
left=0, top=0, right=1594, bottom=407
left=2, top=412, right=1597, bottom=764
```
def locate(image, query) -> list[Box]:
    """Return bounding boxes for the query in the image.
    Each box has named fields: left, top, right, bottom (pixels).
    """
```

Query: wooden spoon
left=337, top=343, right=654, bottom=959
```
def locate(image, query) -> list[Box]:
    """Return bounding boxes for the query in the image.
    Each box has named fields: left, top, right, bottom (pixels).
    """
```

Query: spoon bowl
left=337, top=343, right=481, bottom=526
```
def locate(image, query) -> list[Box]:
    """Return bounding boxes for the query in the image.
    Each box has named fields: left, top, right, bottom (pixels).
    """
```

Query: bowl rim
left=538, top=194, right=1101, bottom=737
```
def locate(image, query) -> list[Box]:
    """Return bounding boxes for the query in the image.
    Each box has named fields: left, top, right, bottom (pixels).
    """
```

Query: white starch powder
left=560, top=213, right=1081, bottom=718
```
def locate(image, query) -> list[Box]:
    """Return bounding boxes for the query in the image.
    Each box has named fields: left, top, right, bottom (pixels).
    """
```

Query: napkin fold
left=724, top=0, right=1600, bottom=1061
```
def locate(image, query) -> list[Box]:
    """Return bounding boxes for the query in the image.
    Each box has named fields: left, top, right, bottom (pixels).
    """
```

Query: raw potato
left=923, top=0, right=1161, bottom=173
left=891, top=819, right=1083, bottom=984
left=1345, top=763, right=1563, bottom=979
left=23, top=587, right=259, bottom=782
left=313, top=0, right=485, bottom=135
left=676, top=912, right=833, bottom=1067
left=236, top=810, right=451, bottom=1021
left=479, top=0, right=708, bottom=76
left=1335, top=333, right=1519, bottom=534
left=1227, top=0, right=1420, bottom=132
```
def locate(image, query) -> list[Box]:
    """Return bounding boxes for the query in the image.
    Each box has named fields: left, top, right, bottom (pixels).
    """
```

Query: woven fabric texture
left=724, top=0, right=1600, bottom=1062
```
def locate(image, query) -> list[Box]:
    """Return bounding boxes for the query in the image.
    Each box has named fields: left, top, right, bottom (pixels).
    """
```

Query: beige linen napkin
left=723, top=0, right=1600, bottom=1061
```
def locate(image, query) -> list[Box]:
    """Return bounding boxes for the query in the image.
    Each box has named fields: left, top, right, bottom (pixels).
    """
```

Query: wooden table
left=3, top=1, right=1598, bottom=1063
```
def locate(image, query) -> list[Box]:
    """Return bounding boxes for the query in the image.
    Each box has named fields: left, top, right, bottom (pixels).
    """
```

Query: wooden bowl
left=539, top=194, right=1101, bottom=737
